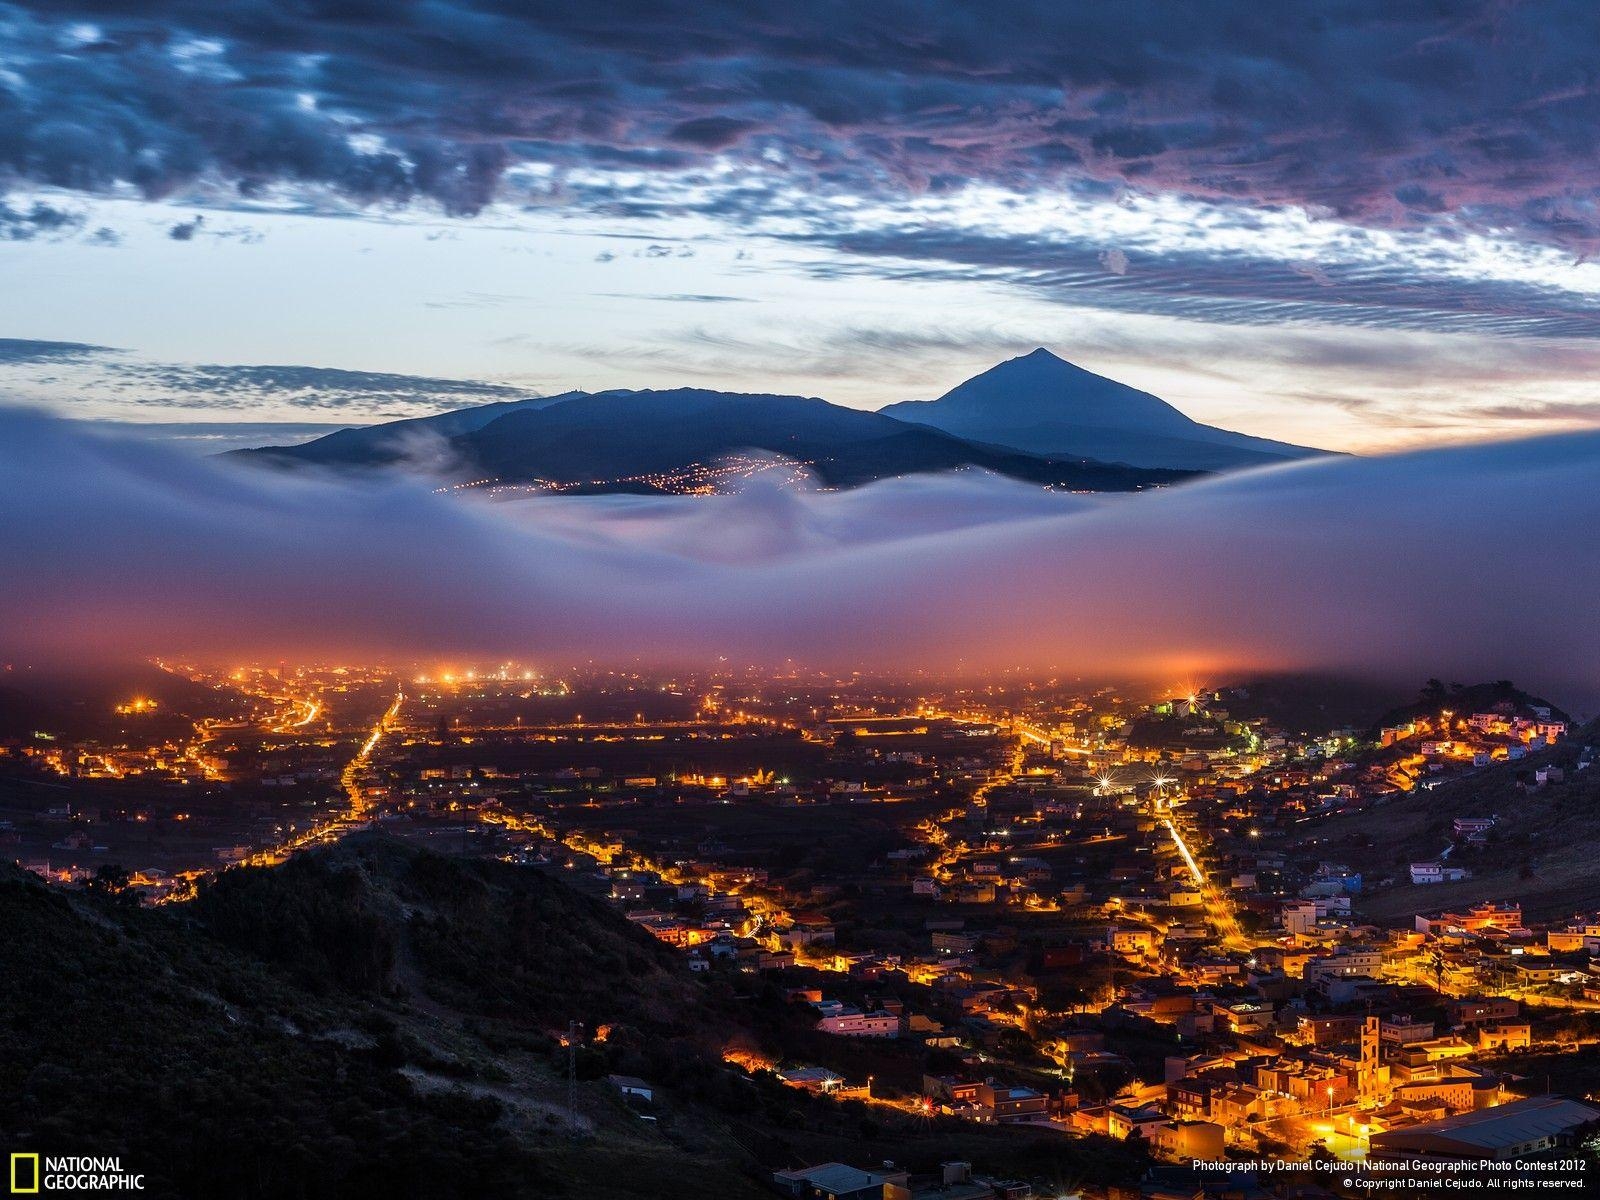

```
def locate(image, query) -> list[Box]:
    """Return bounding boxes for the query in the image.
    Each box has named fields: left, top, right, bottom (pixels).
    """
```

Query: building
left=1304, top=947, right=1383, bottom=986
left=777, top=1066, right=845, bottom=1093
left=773, top=1163, right=910, bottom=1200
left=607, top=1075, right=654, bottom=1103
left=816, top=1007, right=901, bottom=1037
left=1368, top=1095, right=1600, bottom=1162
left=976, top=1083, right=1048, bottom=1123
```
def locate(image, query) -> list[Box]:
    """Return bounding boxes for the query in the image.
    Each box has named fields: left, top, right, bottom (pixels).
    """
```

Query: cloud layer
left=6, top=2, right=1600, bottom=253
left=4, top=408, right=1598, bottom=709
left=0, top=339, right=528, bottom=419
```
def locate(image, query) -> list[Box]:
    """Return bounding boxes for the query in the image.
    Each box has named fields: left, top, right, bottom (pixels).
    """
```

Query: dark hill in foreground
left=0, top=835, right=1145, bottom=1199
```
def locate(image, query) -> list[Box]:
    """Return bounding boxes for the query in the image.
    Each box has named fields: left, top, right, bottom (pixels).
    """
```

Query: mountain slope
left=0, top=835, right=1150, bottom=1198
left=1278, top=718, right=1598, bottom=921
left=881, top=349, right=1327, bottom=471
left=244, top=392, right=583, bottom=468
left=235, top=387, right=1194, bottom=493
left=0, top=837, right=783, bottom=1199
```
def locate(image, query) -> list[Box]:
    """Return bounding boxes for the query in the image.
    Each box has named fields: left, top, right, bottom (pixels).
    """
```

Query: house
left=777, top=1067, right=845, bottom=1093
left=1304, top=947, right=1383, bottom=985
left=1379, top=1016, right=1437, bottom=1048
left=1107, top=1102, right=1170, bottom=1139
left=1476, top=1023, right=1531, bottom=1053
left=923, top=1075, right=983, bottom=1108
left=816, top=1007, right=901, bottom=1037
left=607, top=1075, right=654, bottom=1103
left=1444, top=997, right=1518, bottom=1028
left=931, top=930, right=980, bottom=954
left=1368, top=1095, right=1600, bottom=1162
left=772, top=1163, right=910, bottom=1200
left=1108, top=925, right=1157, bottom=957
left=1149, top=1120, right=1226, bottom=1160
left=1453, top=816, right=1496, bottom=840
left=976, top=1083, right=1048, bottom=1124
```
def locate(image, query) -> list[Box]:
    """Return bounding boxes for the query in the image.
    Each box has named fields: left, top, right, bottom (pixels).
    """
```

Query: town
left=3, top=663, right=1598, bottom=1197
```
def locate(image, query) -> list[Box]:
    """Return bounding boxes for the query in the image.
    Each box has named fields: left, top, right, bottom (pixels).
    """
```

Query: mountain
left=234, top=387, right=1194, bottom=493
left=880, top=349, right=1327, bottom=471
left=241, top=392, right=584, bottom=468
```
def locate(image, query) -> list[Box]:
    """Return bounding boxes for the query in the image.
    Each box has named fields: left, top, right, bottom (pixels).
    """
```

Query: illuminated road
left=270, top=696, right=322, bottom=733
left=246, top=690, right=405, bottom=867
left=1012, top=721, right=1093, bottom=755
left=1164, top=817, right=1250, bottom=951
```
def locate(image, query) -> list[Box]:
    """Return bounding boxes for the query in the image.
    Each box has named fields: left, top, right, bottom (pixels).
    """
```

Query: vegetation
left=1, top=834, right=1147, bottom=1198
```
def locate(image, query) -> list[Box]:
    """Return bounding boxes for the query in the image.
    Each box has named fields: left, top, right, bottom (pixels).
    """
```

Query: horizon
left=76, top=345, right=1316, bottom=456
left=44, top=342, right=1590, bottom=459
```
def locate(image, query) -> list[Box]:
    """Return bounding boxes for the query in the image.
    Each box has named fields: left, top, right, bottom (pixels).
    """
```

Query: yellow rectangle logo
left=9, top=1154, right=39, bottom=1194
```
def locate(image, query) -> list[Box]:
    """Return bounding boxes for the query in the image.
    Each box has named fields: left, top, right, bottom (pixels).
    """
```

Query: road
left=245, top=690, right=404, bottom=868
left=1164, top=817, right=1251, bottom=951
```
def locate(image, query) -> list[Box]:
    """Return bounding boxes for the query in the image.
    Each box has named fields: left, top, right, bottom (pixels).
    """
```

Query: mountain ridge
left=233, top=383, right=1195, bottom=493
left=881, top=348, right=1327, bottom=471
left=230, top=351, right=1327, bottom=490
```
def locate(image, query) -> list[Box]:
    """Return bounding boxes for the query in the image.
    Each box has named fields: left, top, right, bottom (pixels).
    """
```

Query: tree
left=85, top=863, right=137, bottom=906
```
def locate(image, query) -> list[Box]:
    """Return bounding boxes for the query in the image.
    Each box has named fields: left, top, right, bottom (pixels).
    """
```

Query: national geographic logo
left=8, top=1157, right=36, bottom=1195
left=9, top=1156, right=144, bottom=1193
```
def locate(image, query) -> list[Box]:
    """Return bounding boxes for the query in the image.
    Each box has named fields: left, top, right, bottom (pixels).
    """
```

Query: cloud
left=167, top=214, right=204, bottom=240
left=0, top=199, right=85, bottom=240
left=0, top=349, right=531, bottom=417
left=0, top=337, right=110, bottom=364
left=778, top=222, right=1600, bottom=339
left=87, top=419, right=357, bottom=454
left=6, top=1, right=1600, bottom=256
left=3, top=407, right=1598, bottom=708
left=593, top=292, right=750, bottom=304
left=118, top=363, right=527, bottom=411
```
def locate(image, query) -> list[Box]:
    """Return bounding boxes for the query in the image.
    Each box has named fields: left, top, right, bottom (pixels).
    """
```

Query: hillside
left=237, top=393, right=583, bottom=468
left=1212, top=674, right=1410, bottom=736
left=1282, top=719, right=1600, bottom=921
left=0, top=835, right=1147, bottom=1199
left=882, top=349, right=1326, bottom=470
left=0, top=836, right=760, bottom=1200
left=1369, top=679, right=1572, bottom=735
left=232, top=385, right=1194, bottom=493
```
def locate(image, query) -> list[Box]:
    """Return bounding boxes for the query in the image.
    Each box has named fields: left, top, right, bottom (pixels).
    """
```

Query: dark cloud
left=0, top=346, right=531, bottom=415
left=777, top=225, right=1600, bottom=339
left=0, top=337, right=111, bottom=364
left=0, top=199, right=85, bottom=240
left=114, top=362, right=527, bottom=411
left=3, top=408, right=1600, bottom=707
left=5, top=2, right=1600, bottom=251
left=666, top=116, right=762, bottom=150
left=167, top=215, right=204, bottom=240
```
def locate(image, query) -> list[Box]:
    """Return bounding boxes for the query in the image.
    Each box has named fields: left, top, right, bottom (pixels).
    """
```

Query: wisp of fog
left=3, top=408, right=1598, bottom=707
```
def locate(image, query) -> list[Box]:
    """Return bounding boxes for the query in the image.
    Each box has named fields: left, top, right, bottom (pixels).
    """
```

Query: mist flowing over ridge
left=2, top=407, right=1597, bottom=707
